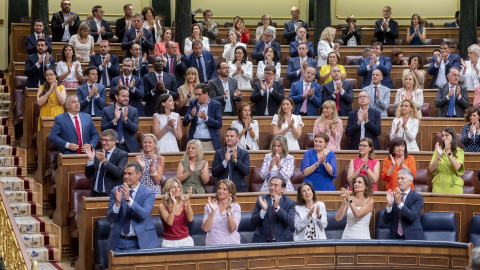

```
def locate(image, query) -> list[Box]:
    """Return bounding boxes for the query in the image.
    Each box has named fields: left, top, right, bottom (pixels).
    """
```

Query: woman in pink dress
left=346, top=137, right=380, bottom=191
left=313, top=100, right=343, bottom=150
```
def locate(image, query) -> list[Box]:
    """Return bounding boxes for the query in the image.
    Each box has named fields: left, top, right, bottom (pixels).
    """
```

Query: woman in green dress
left=176, top=139, right=209, bottom=194
left=428, top=126, right=465, bottom=194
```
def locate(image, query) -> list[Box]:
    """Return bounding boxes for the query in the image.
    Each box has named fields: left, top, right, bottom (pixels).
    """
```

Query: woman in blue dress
left=406, top=14, right=426, bottom=45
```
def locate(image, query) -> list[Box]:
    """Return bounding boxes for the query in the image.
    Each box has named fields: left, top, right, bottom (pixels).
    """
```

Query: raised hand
left=190, top=106, right=197, bottom=117
left=85, top=145, right=95, bottom=161
left=307, top=205, right=315, bottom=218
left=118, top=78, right=123, bottom=85
left=136, top=155, right=146, bottom=168
left=142, top=52, right=147, bottom=63
left=394, top=187, right=402, bottom=205
left=95, top=149, right=107, bottom=162
left=315, top=204, right=321, bottom=218
left=114, top=186, right=123, bottom=205
left=224, top=89, right=229, bottom=99
left=225, top=149, right=232, bottom=162
left=234, top=89, right=241, bottom=97
left=123, top=106, right=129, bottom=122
left=169, top=188, right=177, bottom=204
left=461, top=58, right=467, bottom=69
left=272, top=194, right=280, bottom=208
left=186, top=186, right=193, bottom=201
left=435, top=142, right=443, bottom=157
left=357, top=110, right=363, bottom=125
left=114, top=106, right=121, bottom=121
left=121, top=182, right=131, bottom=201
left=130, top=78, right=136, bottom=89
left=198, top=160, right=206, bottom=173
left=386, top=189, right=394, bottom=207
left=389, top=154, right=395, bottom=166
left=207, top=196, right=217, bottom=211
left=259, top=196, right=268, bottom=211
left=456, top=85, right=461, bottom=98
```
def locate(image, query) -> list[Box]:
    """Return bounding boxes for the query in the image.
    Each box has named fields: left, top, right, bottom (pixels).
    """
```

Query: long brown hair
left=441, top=126, right=460, bottom=157
left=277, top=97, right=294, bottom=126
left=39, top=68, right=57, bottom=98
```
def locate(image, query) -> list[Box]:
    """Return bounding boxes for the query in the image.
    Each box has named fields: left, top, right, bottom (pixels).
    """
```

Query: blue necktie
left=95, top=151, right=110, bottom=193
left=197, top=56, right=206, bottom=83
left=228, top=149, right=233, bottom=180
left=118, top=108, right=124, bottom=141
left=122, top=189, right=134, bottom=235
left=448, top=85, right=455, bottom=117
left=373, top=86, right=378, bottom=104
left=101, top=56, right=108, bottom=87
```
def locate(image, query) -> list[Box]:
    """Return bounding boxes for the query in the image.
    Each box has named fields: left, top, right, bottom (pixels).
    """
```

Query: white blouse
left=229, top=61, right=253, bottom=90
left=256, top=61, right=281, bottom=81
left=231, top=120, right=259, bottom=150
left=56, top=61, right=82, bottom=82
left=394, top=88, right=424, bottom=118
left=184, top=37, right=210, bottom=56
left=222, top=43, right=246, bottom=63
left=69, top=34, right=94, bottom=62
left=143, top=21, right=162, bottom=42
left=317, top=40, right=335, bottom=67
left=460, top=60, right=480, bottom=89
left=390, top=117, right=420, bottom=152
left=271, top=114, right=304, bottom=151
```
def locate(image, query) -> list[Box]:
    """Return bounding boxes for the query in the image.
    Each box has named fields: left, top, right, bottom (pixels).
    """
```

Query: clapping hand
left=136, top=155, right=146, bottom=168
left=461, top=58, right=467, bottom=69
left=307, top=205, right=315, bottom=219
left=130, top=78, right=136, bottom=90
left=114, top=186, right=123, bottom=206
left=386, top=189, right=394, bottom=207
left=190, top=106, right=197, bottom=117
left=435, top=142, right=443, bottom=157
left=95, top=149, right=107, bottom=163
left=207, top=196, right=217, bottom=211
left=198, top=160, right=206, bottom=173
left=123, top=106, right=129, bottom=122
left=85, top=146, right=95, bottom=161
left=259, top=196, right=268, bottom=211
left=339, top=187, right=351, bottom=201
left=447, top=87, right=454, bottom=98
left=185, top=186, right=193, bottom=201
left=289, top=117, right=295, bottom=128
left=456, top=85, right=462, bottom=99
left=197, top=110, right=207, bottom=120
left=169, top=188, right=177, bottom=205
left=394, top=187, right=402, bottom=205
left=234, top=89, right=241, bottom=98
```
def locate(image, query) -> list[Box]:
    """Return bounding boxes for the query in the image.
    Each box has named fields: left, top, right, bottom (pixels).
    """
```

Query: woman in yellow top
left=319, top=52, right=346, bottom=84
left=36, top=68, right=66, bottom=131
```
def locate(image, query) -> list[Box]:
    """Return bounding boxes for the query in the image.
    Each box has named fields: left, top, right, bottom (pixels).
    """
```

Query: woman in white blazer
left=294, top=183, right=328, bottom=241
left=222, top=29, right=246, bottom=63
left=394, top=73, right=424, bottom=118
left=317, top=27, right=340, bottom=67
left=229, top=46, right=253, bottom=90
left=390, top=99, right=420, bottom=152
left=460, top=44, right=480, bottom=89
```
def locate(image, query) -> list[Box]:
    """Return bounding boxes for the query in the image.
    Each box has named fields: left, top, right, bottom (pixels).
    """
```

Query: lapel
left=79, top=113, right=88, bottom=140
left=90, top=19, right=98, bottom=32
left=64, top=113, right=76, bottom=134
left=404, top=190, right=414, bottom=207
left=58, top=12, right=66, bottom=24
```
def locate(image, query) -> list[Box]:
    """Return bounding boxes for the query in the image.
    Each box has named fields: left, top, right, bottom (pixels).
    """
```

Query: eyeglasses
left=123, top=64, right=133, bottom=67
left=100, top=139, right=115, bottom=142
left=359, top=144, right=369, bottom=148
left=264, top=72, right=274, bottom=76
left=132, top=48, right=141, bottom=51
left=194, top=93, right=204, bottom=97
left=269, top=183, right=281, bottom=188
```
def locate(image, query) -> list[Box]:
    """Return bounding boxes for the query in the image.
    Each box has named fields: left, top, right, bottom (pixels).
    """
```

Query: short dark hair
left=217, top=61, right=227, bottom=70
left=264, top=65, right=276, bottom=74
left=314, top=132, right=330, bottom=144
left=194, top=83, right=209, bottom=94
left=125, top=162, right=142, bottom=174
left=389, top=137, right=409, bottom=159
left=114, top=85, right=129, bottom=96
left=123, top=4, right=132, bottom=10
left=192, top=40, right=203, bottom=48
left=99, top=39, right=110, bottom=45
left=156, top=93, right=172, bottom=114
left=296, top=183, right=317, bottom=205
left=408, top=53, right=424, bottom=69
left=455, top=11, right=460, bottom=19
left=61, top=44, right=77, bottom=62
left=271, top=175, right=287, bottom=188
left=92, top=5, right=102, bottom=15
left=34, top=19, right=45, bottom=26
left=203, top=10, right=212, bottom=16
left=100, top=129, right=118, bottom=141
left=141, top=7, right=156, bottom=19
left=133, top=13, right=144, bottom=20
left=226, top=127, right=239, bottom=137
left=83, top=66, right=98, bottom=76
left=371, top=41, right=383, bottom=51
left=36, top=38, right=47, bottom=46
left=441, top=41, right=451, bottom=47
left=465, top=106, right=480, bottom=122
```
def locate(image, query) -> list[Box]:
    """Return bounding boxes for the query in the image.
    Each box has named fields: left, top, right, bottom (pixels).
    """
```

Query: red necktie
left=125, top=77, right=129, bottom=88
left=169, top=57, right=174, bottom=74
left=74, top=116, right=82, bottom=154
left=336, top=92, right=340, bottom=111
left=158, top=74, right=162, bottom=82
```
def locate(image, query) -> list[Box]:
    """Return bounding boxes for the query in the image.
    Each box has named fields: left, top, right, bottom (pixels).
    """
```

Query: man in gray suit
left=363, top=69, right=390, bottom=117
left=435, top=67, right=469, bottom=118
left=198, top=10, right=219, bottom=44
left=208, top=61, right=242, bottom=116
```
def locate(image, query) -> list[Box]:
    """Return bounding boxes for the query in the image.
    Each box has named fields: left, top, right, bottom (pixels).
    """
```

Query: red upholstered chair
left=203, top=174, right=217, bottom=194
left=345, top=78, right=358, bottom=89
left=432, top=133, right=463, bottom=150
left=45, top=139, right=59, bottom=196
left=69, top=173, right=92, bottom=239
left=161, top=170, right=178, bottom=188
left=258, top=132, right=274, bottom=150
left=13, top=76, right=27, bottom=139
left=345, top=56, right=362, bottom=65
left=423, top=39, right=433, bottom=45
left=413, top=169, right=431, bottom=192
left=249, top=167, right=264, bottom=192
left=218, top=39, right=229, bottom=44
left=291, top=168, right=305, bottom=191
left=421, top=103, right=431, bottom=117
left=461, top=170, right=477, bottom=194
left=304, top=133, right=314, bottom=150
left=334, top=39, right=344, bottom=46
left=394, top=39, right=403, bottom=45
left=387, top=104, right=397, bottom=117
left=443, top=38, right=459, bottom=46
left=213, top=56, right=219, bottom=65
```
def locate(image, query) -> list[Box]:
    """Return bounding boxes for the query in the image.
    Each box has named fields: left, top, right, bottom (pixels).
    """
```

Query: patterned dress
left=139, top=154, right=161, bottom=195
left=259, top=153, right=295, bottom=192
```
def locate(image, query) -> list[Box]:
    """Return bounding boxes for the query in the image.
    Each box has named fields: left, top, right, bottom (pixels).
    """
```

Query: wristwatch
left=348, top=199, right=353, bottom=204
left=447, top=152, right=452, bottom=156
left=226, top=212, right=232, bottom=216
left=365, top=166, right=369, bottom=171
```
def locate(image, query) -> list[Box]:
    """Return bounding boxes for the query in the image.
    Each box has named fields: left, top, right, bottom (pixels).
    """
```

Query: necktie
left=89, top=85, right=95, bottom=116
left=73, top=116, right=82, bottom=154
left=336, top=83, right=341, bottom=111
left=101, top=56, right=108, bottom=87
left=228, top=149, right=233, bottom=180
left=397, top=192, right=406, bottom=236
left=267, top=198, right=276, bottom=241
left=448, top=85, right=455, bottom=117
left=373, top=86, right=378, bottom=104
left=118, top=108, right=124, bottom=142
left=302, top=83, right=309, bottom=113
left=122, top=189, right=135, bottom=235
left=197, top=56, right=206, bottom=83
left=169, top=57, right=174, bottom=74
left=96, top=151, right=110, bottom=193
left=158, top=74, right=162, bottom=82
left=137, top=59, right=141, bottom=77
left=125, top=77, right=129, bottom=88
left=37, top=35, right=41, bottom=40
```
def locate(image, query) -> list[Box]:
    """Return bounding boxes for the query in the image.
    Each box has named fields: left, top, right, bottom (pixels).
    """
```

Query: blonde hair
left=77, top=22, right=91, bottom=36
left=395, top=98, right=420, bottom=121
left=142, top=133, right=160, bottom=154
left=162, top=178, right=185, bottom=205
left=182, top=139, right=204, bottom=161
left=402, top=72, right=420, bottom=90
left=269, top=135, right=289, bottom=158
left=320, top=27, right=336, bottom=43
left=183, top=67, right=200, bottom=86
left=319, top=100, right=339, bottom=129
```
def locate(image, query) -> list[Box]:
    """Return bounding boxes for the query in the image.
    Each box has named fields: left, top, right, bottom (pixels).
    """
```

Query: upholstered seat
left=325, top=210, right=347, bottom=239
left=421, top=212, right=457, bottom=242
left=469, top=215, right=480, bottom=247
left=375, top=209, right=390, bottom=239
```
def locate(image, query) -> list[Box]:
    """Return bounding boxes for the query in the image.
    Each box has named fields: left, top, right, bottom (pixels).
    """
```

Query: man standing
left=208, top=61, right=242, bottom=116
left=283, top=6, right=309, bottom=44
left=198, top=10, right=219, bottom=44
left=251, top=28, right=282, bottom=64
left=185, top=40, right=217, bottom=83
left=289, top=66, right=322, bottom=117
left=286, top=43, right=319, bottom=86
left=374, top=6, right=398, bottom=45
left=115, top=4, right=134, bottom=43
left=250, top=65, right=285, bottom=116
left=435, top=67, right=469, bottom=118
left=129, top=43, right=149, bottom=78
left=121, top=13, right=155, bottom=58
left=357, top=42, right=393, bottom=89
left=428, top=41, right=461, bottom=88
left=77, top=66, right=106, bottom=117
left=88, top=5, right=113, bottom=43
left=289, top=27, right=314, bottom=58
left=163, top=41, right=186, bottom=86
left=89, top=40, right=120, bottom=87
left=51, top=0, right=81, bottom=42
left=25, top=20, right=52, bottom=55
left=322, top=66, right=354, bottom=116
left=363, top=69, right=390, bottom=117
left=342, top=15, right=362, bottom=46
left=25, top=39, right=55, bottom=88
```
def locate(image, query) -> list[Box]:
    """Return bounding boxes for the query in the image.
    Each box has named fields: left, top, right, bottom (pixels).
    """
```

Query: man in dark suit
left=49, top=95, right=99, bottom=154
left=211, top=127, right=250, bottom=192
left=288, top=27, right=314, bottom=58
left=345, top=90, right=382, bottom=150
left=198, top=10, right=219, bottom=44
left=383, top=169, right=424, bottom=240
left=445, top=11, right=460, bottom=27
left=182, top=83, right=223, bottom=151
left=102, top=85, right=141, bottom=153
left=322, top=66, right=354, bottom=116
left=208, top=61, right=242, bottom=116
left=130, top=44, right=149, bottom=78
left=115, top=4, right=134, bottom=44
left=342, top=15, right=362, bottom=46
left=50, top=0, right=81, bottom=42
left=107, top=162, right=159, bottom=251
left=374, top=6, right=399, bottom=45
left=435, top=67, right=469, bottom=118
left=77, top=66, right=106, bottom=117
left=250, top=65, right=285, bottom=116
left=283, top=6, right=309, bottom=44
left=85, top=129, right=128, bottom=197
left=357, top=42, right=393, bottom=89
left=428, top=41, right=462, bottom=88
left=121, top=14, right=155, bottom=59
left=286, top=42, right=319, bottom=86
left=89, top=40, right=120, bottom=87
left=163, top=41, right=186, bottom=86
left=185, top=40, right=217, bottom=83
left=251, top=28, right=282, bottom=64
left=110, top=58, right=145, bottom=117
left=250, top=175, right=295, bottom=243
left=88, top=5, right=113, bottom=43
left=25, top=39, right=55, bottom=88
left=143, top=56, right=178, bottom=117
left=289, top=67, right=322, bottom=116
left=25, top=19, right=52, bottom=55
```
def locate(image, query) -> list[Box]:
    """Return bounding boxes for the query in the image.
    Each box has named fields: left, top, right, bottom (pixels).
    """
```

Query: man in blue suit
left=286, top=43, right=319, bottom=86
left=211, top=128, right=250, bottom=192
left=322, top=66, right=354, bottom=116
left=251, top=175, right=295, bottom=243
left=121, top=14, right=155, bottom=58
left=163, top=42, right=186, bottom=86
left=102, top=85, right=141, bottom=153
left=25, top=20, right=52, bottom=55
left=363, top=69, right=390, bottom=117
left=288, top=27, right=314, bottom=58
left=383, top=169, right=424, bottom=240
left=89, top=40, right=120, bottom=87
left=49, top=95, right=99, bottom=154
left=143, top=56, right=178, bottom=117
left=87, top=5, right=113, bottom=43
left=427, top=41, right=461, bottom=88
left=107, top=162, right=159, bottom=252
left=77, top=66, right=106, bottom=117
left=110, top=58, right=145, bottom=117
left=185, top=40, right=217, bottom=83
left=289, top=67, right=322, bottom=116
left=283, top=6, right=309, bottom=44
left=182, top=83, right=223, bottom=151
left=130, top=44, right=149, bottom=78
left=25, top=39, right=55, bottom=89
left=357, top=42, right=393, bottom=89
left=251, top=28, right=282, bottom=64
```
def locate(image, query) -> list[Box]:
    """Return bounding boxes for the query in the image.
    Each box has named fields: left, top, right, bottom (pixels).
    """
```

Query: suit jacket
left=185, top=51, right=217, bottom=83
left=351, top=58, right=364, bottom=65
left=250, top=194, right=295, bottom=242
left=341, top=27, right=362, bottom=45
left=50, top=11, right=81, bottom=42
left=107, top=184, right=159, bottom=250
left=182, top=98, right=223, bottom=150
left=163, top=53, right=187, bottom=85
left=109, top=75, right=145, bottom=116
left=357, top=56, right=394, bottom=89
left=383, top=189, right=424, bottom=240
left=208, top=77, right=242, bottom=115
left=446, top=22, right=458, bottom=28
left=26, top=34, right=52, bottom=55
left=364, top=84, right=391, bottom=117
left=143, top=72, right=178, bottom=116
left=288, top=41, right=314, bottom=58
left=289, top=80, right=322, bottom=116
left=115, top=17, right=131, bottom=43
left=211, top=146, right=250, bottom=192
left=87, top=18, right=113, bottom=41
left=130, top=57, right=149, bottom=78
left=321, top=80, right=354, bottom=116
left=251, top=41, right=282, bottom=64
left=374, top=18, right=399, bottom=45
left=89, top=53, right=120, bottom=86
left=48, top=112, right=99, bottom=154
left=283, top=20, right=309, bottom=44
left=198, top=21, right=219, bottom=44
left=24, top=54, right=56, bottom=88
left=427, top=54, right=462, bottom=88
left=85, top=147, right=128, bottom=196
left=345, top=107, right=382, bottom=150
left=76, top=82, right=107, bottom=117
left=434, top=84, right=469, bottom=117
left=101, top=105, right=141, bottom=153
left=121, top=28, right=155, bottom=58
left=250, top=81, right=285, bottom=116
left=286, top=57, right=320, bottom=86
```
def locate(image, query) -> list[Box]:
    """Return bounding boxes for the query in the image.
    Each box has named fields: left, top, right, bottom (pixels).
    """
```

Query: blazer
left=163, top=53, right=187, bottom=86
left=435, top=84, right=469, bottom=117
left=283, top=20, right=309, bottom=44
left=198, top=21, right=219, bottom=44
left=341, top=27, right=362, bottom=45
left=185, top=51, right=217, bottom=83
left=383, top=189, right=424, bottom=240
left=101, top=105, right=141, bottom=153
left=211, top=146, right=250, bottom=192
left=374, top=18, right=399, bottom=45
left=115, top=17, right=131, bottom=43
left=427, top=54, right=462, bottom=88
left=294, top=202, right=328, bottom=241
left=390, top=117, right=420, bottom=152
left=130, top=57, right=149, bottom=78
left=182, top=98, right=223, bottom=150
left=87, top=18, right=113, bottom=41
left=286, top=57, right=320, bottom=86
left=109, top=75, right=145, bottom=116
left=289, top=41, right=314, bottom=58
left=76, top=82, right=107, bottom=117
left=250, top=194, right=296, bottom=243
left=289, top=80, right=322, bottom=116
left=26, top=34, right=52, bottom=55
left=48, top=112, right=99, bottom=154
left=208, top=77, right=242, bottom=115
left=121, top=28, right=155, bottom=58
left=250, top=81, right=285, bottom=116
left=143, top=71, right=178, bottom=117
left=462, top=123, right=480, bottom=152
left=345, top=107, right=382, bottom=150
left=446, top=22, right=458, bottom=28
left=364, top=84, right=391, bottom=117
left=89, top=53, right=120, bottom=86
left=251, top=41, right=282, bottom=64
left=50, top=11, right=81, bottom=42
left=107, top=184, right=159, bottom=250
left=85, top=147, right=128, bottom=196
left=321, top=80, right=354, bottom=116
left=24, top=54, right=56, bottom=88
left=357, top=56, right=394, bottom=89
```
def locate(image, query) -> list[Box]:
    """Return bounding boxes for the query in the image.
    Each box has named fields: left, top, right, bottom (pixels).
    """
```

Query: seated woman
left=429, top=126, right=465, bottom=194
left=319, top=52, right=346, bottom=84
left=154, top=28, right=179, bottom=56
left=390, top=99, right=420, bottom=151
left=346, top=138, right=380, bottom=191
left=460, top=44, right=480, bottom=89
left=272, top=97, right=303, bottom=151
left=184, top=23, right=210, bottom=56
left=153, top=94, right=182, bottom=152
left=136, top=134, right=165, bottom=195
left=461, top=107, right=480, bottom=152
left=222, top=29, right=246, bottom=63
left=178, top=67, right=200, bottom=116
left=406, top=14, right=426, bottom=45
left=176, top=139, right=209, bottom=194
left=381, top=137, right=417, bottom=191
left=403, top=53, right=426, bottom=89
left=36, top=68, right=66, bottom=131
left=335, top=175, right=374, bottom=239
left=231, top=103, right=259, bottom=150
left=300, top=133, right=337, bottom=191
left=255, top=14, right=276, bottom=41
left=69, top=22, right=94, bottom=62
left=390, top=48, right=408, bottom=66
left=294, top=183, right=328, bottom=241
left=256, top=47, right=281, bottom=81
left=259, top=135, right=295, bottom=192
left=234, top=17, right=249, bottom=44
left=159, top=178, right=194, bottom=247
left=317, top=27, right=340, bottom=67
left=313, top=100, right=343, bottom=150
left=201, top=179, right=241, bottom=246
left=56, top=45, right=82, bottom=88
left=229, top=46, right=253, bottom=90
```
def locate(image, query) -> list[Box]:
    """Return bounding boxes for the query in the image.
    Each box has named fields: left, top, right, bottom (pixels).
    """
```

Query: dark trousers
left=113, top=237, right=140, bottom=252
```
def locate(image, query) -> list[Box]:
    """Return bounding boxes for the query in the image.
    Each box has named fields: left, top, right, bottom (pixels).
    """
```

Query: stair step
left=0, top=145, right=17, bottom=155
left=0, top=93, right=10, bottom=101
left=0, top=156, right=19, bottom=166
left=0, top=177, right=30, bottom=191
left=15, top=216, right=45, bottom=233
left=22, top=233, right=52, bottom=247
left=10, top=202, right=41, bottom=217
left=0, top=166, right=23, bottom=176
left=0, top=134, right=11, bottom=145
left=5, top=190, right=33, bottom=203
left=27, top=247, right=60, bottom=262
